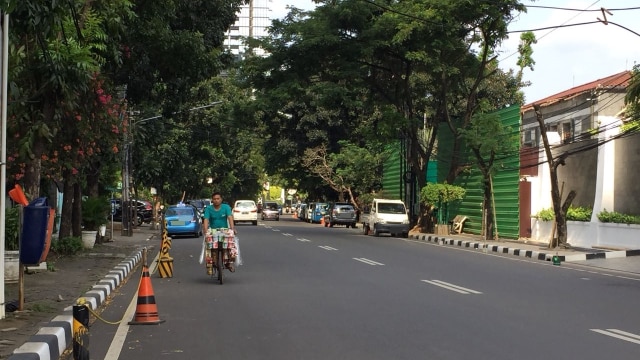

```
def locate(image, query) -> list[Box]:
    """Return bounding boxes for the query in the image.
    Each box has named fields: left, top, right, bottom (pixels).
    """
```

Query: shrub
left=5, top=206, right=20, bottom=250
left=51, top=236, right=83, bottom=255
left=597, top=209, right=640, bottom=225
left=82, top=196, right=110, bottom=231
left=566, top=206, right=592, bottom=222
left=534, top=208, right=554, bottom=221
left=420, top=183, right=466, bottom=205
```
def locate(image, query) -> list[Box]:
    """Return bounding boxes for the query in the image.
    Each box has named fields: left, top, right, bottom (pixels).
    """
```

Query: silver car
left=261, top=202, right=280, bottom=221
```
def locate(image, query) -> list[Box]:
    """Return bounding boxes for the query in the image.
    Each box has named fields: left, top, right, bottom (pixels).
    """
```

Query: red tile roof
left=522, top=70, right=631, bottom=112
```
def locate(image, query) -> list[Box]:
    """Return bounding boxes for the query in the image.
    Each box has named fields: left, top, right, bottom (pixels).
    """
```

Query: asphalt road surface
left=85, top=216, right=640, bottom=360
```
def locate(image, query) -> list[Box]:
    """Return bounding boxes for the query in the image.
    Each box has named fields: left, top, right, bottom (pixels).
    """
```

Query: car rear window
left=235, top=201, right=255, bottom=208
left=166, top=207, right=194, bottom=216
left=337, top=205, right=354, bottom=211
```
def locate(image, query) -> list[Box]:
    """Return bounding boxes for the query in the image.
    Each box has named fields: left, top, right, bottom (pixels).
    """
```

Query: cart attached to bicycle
left=204, top=228, right=239, bottom=284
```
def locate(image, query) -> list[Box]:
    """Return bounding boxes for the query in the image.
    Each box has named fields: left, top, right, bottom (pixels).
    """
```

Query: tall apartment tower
left=224, top=0, right=273, bottom=59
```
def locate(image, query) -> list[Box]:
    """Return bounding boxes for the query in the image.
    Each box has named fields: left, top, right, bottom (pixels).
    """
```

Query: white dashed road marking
left=297, top=238, right=311, bottom=242
left=590, top=329, right=640, bottom=345
left=319, top=246, right=338, bottom=251
left=421, top=280, right=482, bottom=294
left=353, top=258, right=384, bottom=266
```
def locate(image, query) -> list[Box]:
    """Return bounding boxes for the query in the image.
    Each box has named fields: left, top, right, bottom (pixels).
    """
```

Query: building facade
left=224, top=0, right=273, bottom=59
left=519, top=71, right=639, bottom=248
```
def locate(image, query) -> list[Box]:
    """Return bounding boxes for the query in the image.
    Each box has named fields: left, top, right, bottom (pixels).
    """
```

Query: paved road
left=79, top=217, right=640, bottom=360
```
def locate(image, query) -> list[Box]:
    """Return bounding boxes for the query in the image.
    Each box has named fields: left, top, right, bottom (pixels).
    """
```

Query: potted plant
left=4, top=206, right=21, bottom=282
left=420, top=183, right=466, bottom=235
left=82, top=196, right=110, bottom=248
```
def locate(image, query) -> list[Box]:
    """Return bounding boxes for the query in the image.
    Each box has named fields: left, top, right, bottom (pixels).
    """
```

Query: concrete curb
left=7, top=249, right=143, bottom=360
left=408, top=234, right=640, bottom=262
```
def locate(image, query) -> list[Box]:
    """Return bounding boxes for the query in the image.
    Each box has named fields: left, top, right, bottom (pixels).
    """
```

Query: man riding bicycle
left=202, top=192, right=236, bottom=274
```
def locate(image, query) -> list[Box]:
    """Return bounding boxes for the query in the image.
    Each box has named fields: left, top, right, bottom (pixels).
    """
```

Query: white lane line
left=421, top=280, right=482, bottom=294
left=272, top=228, right=281, bottom=232
left=353, top=258, right=384, bottom=266
left=282, top=233, right=293, bottom=236
left=297, top=238, right=311, bottom=242
left=591, top=329, right=640, bottom=345
left=319, top=246, right=338, bottom=251
left=104, top=287, right=139, bottom=359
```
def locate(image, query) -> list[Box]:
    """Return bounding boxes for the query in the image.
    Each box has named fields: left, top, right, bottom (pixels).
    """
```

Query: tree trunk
left=85, top=162, right=100, bottom=197
left=22, top=141, right=44, bottom=201
left=58, top=170, right=74, bottom=239
left=533, top=105, right=576, bottom=247
left=73, top=182, right=82, bottom=237
left=482, top=176, right=494, bottom=239
left=445, top=136, right=462, bottom=184
left=411, top=119, right=438, bottom=232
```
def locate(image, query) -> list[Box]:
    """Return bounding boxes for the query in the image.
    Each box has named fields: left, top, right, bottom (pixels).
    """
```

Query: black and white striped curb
left=408, top=234, right=640, bottom=262
left=7, top=249, right=143, bottom=360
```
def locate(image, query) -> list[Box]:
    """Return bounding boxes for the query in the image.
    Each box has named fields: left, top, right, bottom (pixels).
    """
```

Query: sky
left=269, top=0, right=640, bottom=104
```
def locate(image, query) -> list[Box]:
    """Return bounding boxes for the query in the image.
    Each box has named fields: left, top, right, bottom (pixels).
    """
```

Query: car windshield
left=265, top=203, right=278, bottom=210
left=377, top=203, right=406, bottom=214
left=189, top=200, right=205, bottom=210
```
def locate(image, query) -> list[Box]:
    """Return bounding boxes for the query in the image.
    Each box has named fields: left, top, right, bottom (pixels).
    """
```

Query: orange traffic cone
left=320, top=217, right=325, bottom=225
left=8, top=184, right=29, bottom=206
left=129, top=265, right=165, bottom=325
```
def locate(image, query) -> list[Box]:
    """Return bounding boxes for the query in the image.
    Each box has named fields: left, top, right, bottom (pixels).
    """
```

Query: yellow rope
left=80, top=261, right=144, bottom=325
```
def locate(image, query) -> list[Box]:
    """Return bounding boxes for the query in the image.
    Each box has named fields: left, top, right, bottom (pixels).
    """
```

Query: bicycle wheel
left=217, top=248, right=224, bottom=284
left=208, top=249, right=218, bottom=279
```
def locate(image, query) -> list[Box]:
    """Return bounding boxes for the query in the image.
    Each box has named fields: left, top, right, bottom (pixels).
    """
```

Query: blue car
left=165, top=204, right=202, bottom=238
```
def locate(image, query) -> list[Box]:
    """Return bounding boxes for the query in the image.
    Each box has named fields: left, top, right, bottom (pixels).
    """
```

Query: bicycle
left=205, top=229, right=237, bottom=284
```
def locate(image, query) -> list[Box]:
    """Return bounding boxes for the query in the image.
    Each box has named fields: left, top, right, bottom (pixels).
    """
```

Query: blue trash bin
left=20, top=197, right=51, bottom=265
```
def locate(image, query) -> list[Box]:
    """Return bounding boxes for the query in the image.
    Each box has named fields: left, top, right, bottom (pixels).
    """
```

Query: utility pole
left=121, top=101, right=132, bottom=236
left=0, top=12, right=9, bottom=320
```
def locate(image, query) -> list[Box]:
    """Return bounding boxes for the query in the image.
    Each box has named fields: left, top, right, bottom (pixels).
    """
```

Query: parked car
left=324, top=202, right=357, bottom=228
left=186, top=199, right=210, bottom=218
left=297, top=203, right=308, bottom=221
left=165, top=203, right=202, bottom=238
left=110, top=198, right=153, bottom=226
left=308, top=202, right=329, bottom=223
left=360, top=198, right=409, bottom=237
left=233, top=200, right=258, bottom=225
left=261, top=201, right=280, bottom=221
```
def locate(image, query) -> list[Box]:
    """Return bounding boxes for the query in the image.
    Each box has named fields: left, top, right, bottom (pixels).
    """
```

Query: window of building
left=561, top=122, right=572, bottom=143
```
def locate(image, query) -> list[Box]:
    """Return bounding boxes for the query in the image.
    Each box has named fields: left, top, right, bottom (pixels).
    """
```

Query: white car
left=233, top=200, right=258, bottom=225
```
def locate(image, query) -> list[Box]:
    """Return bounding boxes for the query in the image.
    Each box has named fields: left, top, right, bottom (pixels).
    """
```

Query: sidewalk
left=1, top=224, right=159, bottom=360
left=408, top=230, right=640, bottom=274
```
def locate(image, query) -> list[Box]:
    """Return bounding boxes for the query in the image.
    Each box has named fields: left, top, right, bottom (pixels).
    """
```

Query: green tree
left=302, top=141, right=389, bottom=204
left=244, top=0, right=524, bottom=227
left=460, top=112, right=518, bottom=239
left=4, top=0, right=133, bottom=239
left=132, top=75, right=264, bottom=204
left=624, top=63, right=640, bottom=127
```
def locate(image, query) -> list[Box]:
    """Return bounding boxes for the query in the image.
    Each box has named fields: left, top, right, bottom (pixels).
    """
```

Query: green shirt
left=203, top=203, right=232, bottom=229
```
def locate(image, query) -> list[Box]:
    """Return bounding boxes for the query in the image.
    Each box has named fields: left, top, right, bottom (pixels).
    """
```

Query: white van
left=360, top=198, right=410, bottom=237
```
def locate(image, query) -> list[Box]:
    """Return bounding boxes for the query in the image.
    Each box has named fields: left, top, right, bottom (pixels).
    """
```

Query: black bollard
left=73, top=298, right=90, bottom=360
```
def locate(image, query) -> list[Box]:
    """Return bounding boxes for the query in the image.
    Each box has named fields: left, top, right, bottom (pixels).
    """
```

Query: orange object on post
left=129, top=265, right=165, bottom=325
left=9, top=184, right=29, bottom=206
